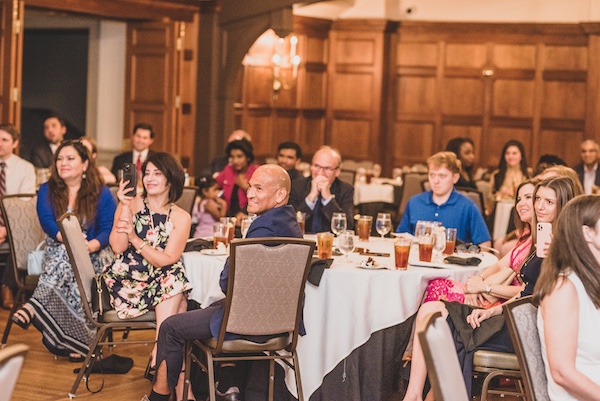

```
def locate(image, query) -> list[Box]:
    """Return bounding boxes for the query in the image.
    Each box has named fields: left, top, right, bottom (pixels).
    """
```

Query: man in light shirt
left=0, top=123, right=36, bottom=309
left=573, top=139, right=600, bottom=195
left=111, top=123, right=155, bottom=179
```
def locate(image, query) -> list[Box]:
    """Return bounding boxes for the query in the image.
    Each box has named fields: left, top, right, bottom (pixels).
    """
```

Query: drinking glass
left=331, top=213, right=347, bottom=237
left=213, top=223, right=229, bottom=249
left=432, top=226, right=446, bottom=262
left=375, top=213, right=392, bottom=239
left=240, top=218, right=253, bottom=238
left=337, top=230, right=355, bottom=262
left=356, top=215, right=373, bottom=241
left=443, top=228, right=457, bottom=255
left=317, top=232, right=334, bottom=259
left=296, top=212, right=307, bottom=235
left=415, top=220, right=432, bottom=237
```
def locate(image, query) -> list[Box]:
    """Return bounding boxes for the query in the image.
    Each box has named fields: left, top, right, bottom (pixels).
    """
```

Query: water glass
left=241, top=217, right=253, bottom=238
left=331, top=213, right=347, bottom=236
left=337, top=230, right=355, bottom=262
left=375, top=213, right=392, bottom=239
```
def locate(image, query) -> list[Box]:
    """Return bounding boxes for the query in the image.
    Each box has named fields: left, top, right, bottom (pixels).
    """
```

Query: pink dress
left=422, top=234, right=532, bottom=309
left=192, top=199, right=219, bottom=238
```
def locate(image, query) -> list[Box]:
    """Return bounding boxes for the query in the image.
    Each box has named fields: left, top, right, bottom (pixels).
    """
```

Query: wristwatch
left=485, top=284, right=492, bottom=294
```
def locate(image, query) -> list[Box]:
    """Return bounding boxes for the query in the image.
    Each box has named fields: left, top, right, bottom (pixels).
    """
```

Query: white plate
left=357, top=261, right=390, bottom=270
left=200, top=249, right=228, bottom=256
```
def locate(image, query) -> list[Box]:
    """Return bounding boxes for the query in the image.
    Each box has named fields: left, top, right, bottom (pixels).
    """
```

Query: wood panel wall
left=235, top=19, right=600, bottom=174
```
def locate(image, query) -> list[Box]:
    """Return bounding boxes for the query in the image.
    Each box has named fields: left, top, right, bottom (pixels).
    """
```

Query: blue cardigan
left=37, top=183, right=116, bottom=249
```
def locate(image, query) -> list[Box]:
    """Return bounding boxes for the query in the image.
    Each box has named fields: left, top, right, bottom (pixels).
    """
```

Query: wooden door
left=0, top=0, right=24, bottom=127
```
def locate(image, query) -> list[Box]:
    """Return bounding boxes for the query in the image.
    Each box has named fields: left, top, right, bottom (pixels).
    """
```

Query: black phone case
left=122, top=163, right=137, bottom=196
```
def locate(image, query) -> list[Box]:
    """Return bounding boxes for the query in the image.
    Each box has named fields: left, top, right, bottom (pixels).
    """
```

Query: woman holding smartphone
left=534, top=195, right=600, bottom=400
left=402, top=176, right=582, bottom=401
left=106, top=152, right=192, bottom=390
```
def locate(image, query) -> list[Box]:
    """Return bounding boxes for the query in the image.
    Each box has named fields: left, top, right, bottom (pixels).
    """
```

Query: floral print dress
left=105, top=202, right=192, bottom=319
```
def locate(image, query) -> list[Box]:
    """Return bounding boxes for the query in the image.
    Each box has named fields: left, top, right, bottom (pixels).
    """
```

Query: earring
left=82, top=172, right=87, bottom=179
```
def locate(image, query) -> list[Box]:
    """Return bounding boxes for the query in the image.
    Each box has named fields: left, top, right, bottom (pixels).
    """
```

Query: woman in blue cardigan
left=11, top=140, right=116, bottom=360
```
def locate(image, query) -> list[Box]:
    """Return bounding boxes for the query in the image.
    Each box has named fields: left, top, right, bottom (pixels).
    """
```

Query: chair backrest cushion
left=399, top=172, right=427, bottom=216
left=0, top=344, right=28, bottom=401
left=1, top=195, right=44, bottom=271
left=505, top=297, right=549, bottom=401
left=175, top=186, right=198, bottom=215
left=418, top=311, right=469, bottom=401
left=58, top=213, right=97, bottom=303
left=226, top=240, right=313, bottom=336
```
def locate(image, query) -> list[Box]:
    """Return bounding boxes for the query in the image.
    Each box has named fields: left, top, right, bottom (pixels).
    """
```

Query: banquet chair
left=418, top=311, right=469, bottom=401
left=504, top=296, right=549, bottom=401
left=0, top=194, right=43, bottom=348
left=456, top=187, right=485, bottom=215
left=0, top=343, right=29, bottom=400
left=58, top=213, right=156, bottom=398
left=398, top=172, right=427, bottom=217
left=473, top=348, right=524, bottom=400
left=338, top=169, right=356, bottom=186
left=175, top=186, right=199, bottom=215
left=182, top=237, right=316, bottom=401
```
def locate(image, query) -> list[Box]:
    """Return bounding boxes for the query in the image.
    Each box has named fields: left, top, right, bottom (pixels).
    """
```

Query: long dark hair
left=493, top=140, right=530, bottom=192
left=48, top=140, right=103, bottom=226
left=534, top=195, right=600, bottom=308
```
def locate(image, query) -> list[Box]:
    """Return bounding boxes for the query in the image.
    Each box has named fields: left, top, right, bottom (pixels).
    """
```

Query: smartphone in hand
left=536, top=222, right=552, bottom=258
left=122, top=163, right=137, bottom=197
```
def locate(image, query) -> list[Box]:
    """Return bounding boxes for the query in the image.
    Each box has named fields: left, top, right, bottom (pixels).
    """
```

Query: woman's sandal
left=11, top=307, right=32, bottom=330
left=144, top=356, right=156, bottom=381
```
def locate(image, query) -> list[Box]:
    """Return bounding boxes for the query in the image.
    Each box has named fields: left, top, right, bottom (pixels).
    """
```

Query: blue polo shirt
left=396, top=189, right=491, bottom=245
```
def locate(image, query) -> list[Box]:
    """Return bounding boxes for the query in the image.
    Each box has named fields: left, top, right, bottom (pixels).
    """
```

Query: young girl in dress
left=192, top=176, right=227, bottom=238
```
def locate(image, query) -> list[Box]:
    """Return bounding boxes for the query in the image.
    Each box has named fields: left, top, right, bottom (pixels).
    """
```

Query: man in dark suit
left=145, top=164, right=302, bottom=401
left=277, top=141, right=303, bottom=181
left=289, top=145, right=354, bottom=233
left=30, top=114, right=66, bottom=168
left=110, top=122, right=155, bottom=179
left=573, top=139, right=600, bottom=194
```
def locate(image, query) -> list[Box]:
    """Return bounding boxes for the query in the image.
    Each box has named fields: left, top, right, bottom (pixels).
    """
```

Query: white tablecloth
left=182, top=238, right=494, bottom=399
left=353, top=182, right=396, bottom=205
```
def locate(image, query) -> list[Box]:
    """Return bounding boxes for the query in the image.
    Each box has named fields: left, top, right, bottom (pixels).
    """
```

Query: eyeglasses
left=311, top=163, right=340, bottom=173
left=456, top=243, right=480, bottom=254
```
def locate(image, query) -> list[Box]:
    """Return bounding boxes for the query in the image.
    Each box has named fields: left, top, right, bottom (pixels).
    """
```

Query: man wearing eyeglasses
left=289, top=145, right=354, bottom=233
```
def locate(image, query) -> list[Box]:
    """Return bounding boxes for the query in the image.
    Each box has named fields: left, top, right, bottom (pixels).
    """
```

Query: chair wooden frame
left=0, top=194, right=44, bottom=348
left=503, top=295, right=549, bottom=401
left=418, top=311, right=469, bottom=401
left=58, top=213, right=156, bottom=399
left=182, top=237, right=316, bottom=401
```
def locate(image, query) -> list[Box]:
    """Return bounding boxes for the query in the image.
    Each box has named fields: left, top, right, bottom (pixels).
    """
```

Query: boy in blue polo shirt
left=396, top=151, right=491, bottom=247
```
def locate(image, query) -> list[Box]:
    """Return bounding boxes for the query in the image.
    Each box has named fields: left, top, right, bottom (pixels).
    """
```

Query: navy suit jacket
left=30, top=143, right=54, bottom=168
left=210, top=205, right=303, bottom=339
left=574, top=162, right=600, bottom=190
left=289, top=176, right=355, bottom=233
left=110, top=150, right=156, bottom=178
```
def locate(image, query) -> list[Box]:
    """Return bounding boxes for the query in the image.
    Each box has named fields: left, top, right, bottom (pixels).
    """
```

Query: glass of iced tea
left=317, top=232, right=334, bottom=259
left=220, top=217, right=235, bottom=242
left=418, top=234, right=435, bottom=262
left=213, top=223, right=229, bottom=248
left=443, top=228, right=457, bottom=255
left=356, top=215, right=373, bottom=241
left=394, top=238, right=411, bottom=270
left=296, top=212, right=306, bottom=235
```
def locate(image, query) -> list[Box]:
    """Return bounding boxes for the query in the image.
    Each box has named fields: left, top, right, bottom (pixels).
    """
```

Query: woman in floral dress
left=106, top=152, right=192, bottom=380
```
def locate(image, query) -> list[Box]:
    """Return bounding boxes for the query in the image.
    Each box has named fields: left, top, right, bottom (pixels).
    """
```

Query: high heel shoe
left=11, top=307, right=32, bottom=329
left=144, top=356, right=156, bottom=381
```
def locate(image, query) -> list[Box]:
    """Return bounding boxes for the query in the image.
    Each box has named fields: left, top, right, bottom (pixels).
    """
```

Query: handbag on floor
left=27, top=241, right=46, bottom=275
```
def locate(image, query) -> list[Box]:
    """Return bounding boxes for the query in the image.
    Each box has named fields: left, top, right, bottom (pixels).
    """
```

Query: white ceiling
left=295, top=0, right=600, bottom=23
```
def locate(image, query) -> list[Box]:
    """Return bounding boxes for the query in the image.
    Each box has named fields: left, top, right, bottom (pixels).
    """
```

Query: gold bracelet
left=136, top=241, right=147, bottom=254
